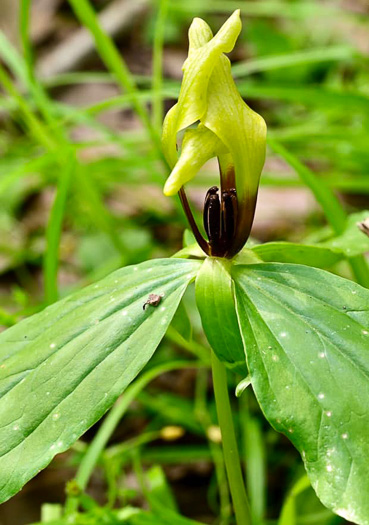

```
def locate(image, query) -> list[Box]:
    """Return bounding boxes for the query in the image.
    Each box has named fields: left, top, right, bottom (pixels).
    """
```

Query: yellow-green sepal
left=163, top=126, right=227, bottom=196
left=161, top=11, right=242, bottom=173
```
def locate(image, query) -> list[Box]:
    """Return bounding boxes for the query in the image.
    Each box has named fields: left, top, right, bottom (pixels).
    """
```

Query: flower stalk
left=212, top=350, right=253, bottom=524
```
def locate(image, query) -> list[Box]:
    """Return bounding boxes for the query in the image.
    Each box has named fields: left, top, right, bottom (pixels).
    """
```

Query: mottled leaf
left=233, top=263, right=369, bottom=524
left=0, top=258, right=200, bottom=503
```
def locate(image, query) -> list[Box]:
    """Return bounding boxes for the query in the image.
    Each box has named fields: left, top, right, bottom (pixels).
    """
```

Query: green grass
left=1, top=0, right=368, bottom=523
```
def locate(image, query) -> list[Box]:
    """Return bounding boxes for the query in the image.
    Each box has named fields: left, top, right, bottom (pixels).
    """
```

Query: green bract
left=162, top=10, right=267, bottom=256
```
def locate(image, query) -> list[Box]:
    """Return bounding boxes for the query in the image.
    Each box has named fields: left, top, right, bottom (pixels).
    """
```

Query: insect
left=143, top=293, right=164, bottom=310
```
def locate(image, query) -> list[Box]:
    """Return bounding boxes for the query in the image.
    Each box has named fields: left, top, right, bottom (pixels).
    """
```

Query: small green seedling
left=0, top=10, right=369, bottom=525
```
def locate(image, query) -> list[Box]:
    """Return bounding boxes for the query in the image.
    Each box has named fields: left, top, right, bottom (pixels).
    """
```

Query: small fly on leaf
left=143, top=293, right=164, bottom=310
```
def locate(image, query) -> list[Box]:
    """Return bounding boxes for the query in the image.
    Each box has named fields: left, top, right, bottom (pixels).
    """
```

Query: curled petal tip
left=189, top=17, right=213, bottom=49
left=163, top=182, right=177, bottom=198
left=163, top=127, right=227, bottom=197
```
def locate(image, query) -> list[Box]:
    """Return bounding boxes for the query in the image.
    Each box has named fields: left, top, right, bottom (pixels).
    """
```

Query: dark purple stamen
left=202, top=186, right=238, bottom=257
left=221, top=188, right=237, bottom=244
left=203, top=186, right=221, bottom=243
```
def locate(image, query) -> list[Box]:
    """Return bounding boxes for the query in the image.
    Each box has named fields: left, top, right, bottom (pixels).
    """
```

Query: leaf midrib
left=0, top=265, right=195, bottom=397
left=239, top=272, right=369, bottom=381
left=0, top=282, right=188, bottom=462
left=236, top=281, right=355, bottom=475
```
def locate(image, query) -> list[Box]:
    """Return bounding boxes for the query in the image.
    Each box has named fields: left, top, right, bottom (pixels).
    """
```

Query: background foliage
left=0, top=0, right=368, bottom=523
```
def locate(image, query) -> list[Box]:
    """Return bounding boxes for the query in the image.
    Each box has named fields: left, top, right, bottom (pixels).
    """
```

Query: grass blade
left=152, top=0, right=169, bottom=132
left=44, top=155, right=75, bottom=304
left=268, top=138, right=369, bottom=287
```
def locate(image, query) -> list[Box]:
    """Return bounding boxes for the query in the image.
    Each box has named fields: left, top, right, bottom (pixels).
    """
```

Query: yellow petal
left=163, top=126, right=227, bottom=196
left=161, top=11, right=241, bottom=170
left=204, top=54, right=266, bottom=202
left=203, top=53, right=266, bottom=251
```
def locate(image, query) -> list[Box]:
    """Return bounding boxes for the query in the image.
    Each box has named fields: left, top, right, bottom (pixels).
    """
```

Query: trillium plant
left=1, top=10, right=369, bottom=525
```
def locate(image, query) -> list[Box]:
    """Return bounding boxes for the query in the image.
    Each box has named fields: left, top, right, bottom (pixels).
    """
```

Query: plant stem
left=211, top=351, right=253, bottom=525
left=195, top=368, right=232, bottom=524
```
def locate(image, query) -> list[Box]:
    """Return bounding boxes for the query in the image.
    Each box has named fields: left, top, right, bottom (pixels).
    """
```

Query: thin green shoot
left=152, top=0, right=169, bottom=132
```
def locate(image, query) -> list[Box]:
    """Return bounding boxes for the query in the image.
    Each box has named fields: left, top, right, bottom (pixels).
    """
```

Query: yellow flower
left=162, top=10, right=267, bottom=257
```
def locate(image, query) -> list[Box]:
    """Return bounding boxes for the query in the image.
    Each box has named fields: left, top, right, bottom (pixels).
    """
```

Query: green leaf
left=278, top=475, right=311, bottom=525
left=172, top=243, right=205, bottom=260
left=0, top=258, right=200, bottom=503
left=250, top=242, right=343, bottom=269
left=235, top=376, right=251, bottom=397
left=196, top=257, right=246, bottom=374
left=183, top=229, right=196, bottom=248
left=41, top=503, right=63, bottom=522
left=241, top=411, right=266, bottom=524
left=170, top=301, right=192, bottom=342
left=233, top=263, right=369, bottom=524
left=322, top=210, right=369, bottom=257
left=146, top=465, right=178, bottom=512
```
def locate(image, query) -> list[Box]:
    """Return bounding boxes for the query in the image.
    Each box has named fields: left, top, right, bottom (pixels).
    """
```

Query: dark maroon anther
left=179, top=183, right=243, bottom=258
left=221, top=188, right=237, bottom=245
left=201, top=186, right=239, bottom=257
left=203, top=186, right=221, bottom=243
